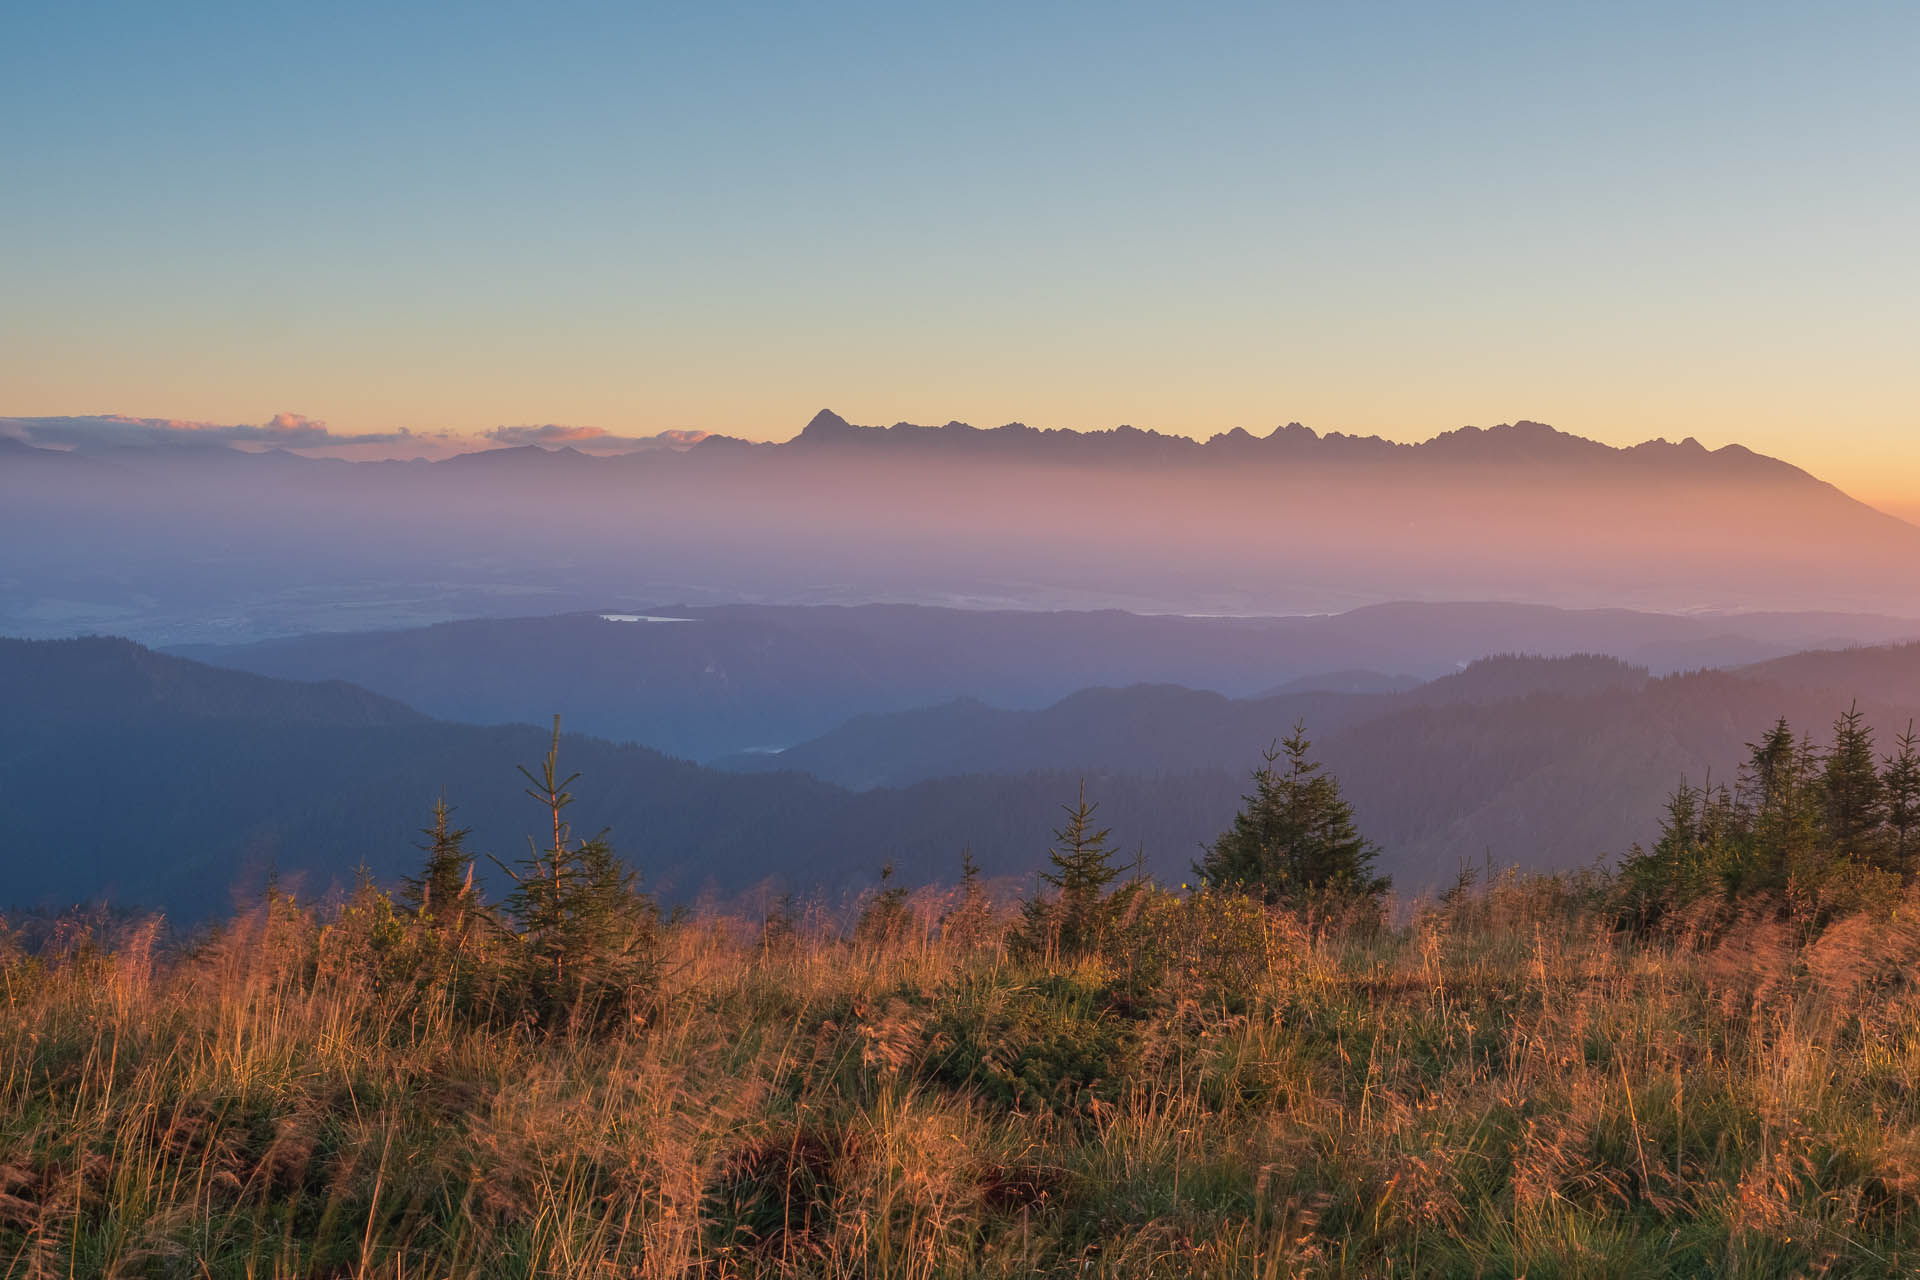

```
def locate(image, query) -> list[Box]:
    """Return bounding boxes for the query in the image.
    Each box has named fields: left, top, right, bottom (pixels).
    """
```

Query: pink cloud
left=485, top=424, right=711, bottom=453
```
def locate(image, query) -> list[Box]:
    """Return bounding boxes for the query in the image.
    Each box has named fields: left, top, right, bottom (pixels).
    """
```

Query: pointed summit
left=797, top=408, right=859, bottom=442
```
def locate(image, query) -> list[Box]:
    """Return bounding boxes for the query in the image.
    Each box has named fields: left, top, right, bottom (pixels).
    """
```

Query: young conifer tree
left=1019, top=783, right=1125, bottom=959
left=1823, top=702, right=1887, bottom=866
left=1883, top=722, right=1920, bottom=880
left=1619, top=773, right=1736, bottom=928
left=1743, top=718, right=1801, bottom=824
left=855, top=861, right=912, bottom=946
left=1736, top=721, right=1826, bottom=895
left=941, top=848, right=994, bottom=948
left=1197, top=722, right=1387, bottom=907
left=495, top=717, right=658, bottom=1031
left=761, top=891, right=798, bottom=954
left=400, top=795, right=481, bottom=935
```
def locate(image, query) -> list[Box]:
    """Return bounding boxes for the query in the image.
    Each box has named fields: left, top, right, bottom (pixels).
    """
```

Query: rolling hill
left=171, top=603, right=1920, bottom=761
left=0, top=637, right=1246, bottom=918
left=16, top=638, right=1920, bottom=920
left=709, top=649, right=1920, bottom=882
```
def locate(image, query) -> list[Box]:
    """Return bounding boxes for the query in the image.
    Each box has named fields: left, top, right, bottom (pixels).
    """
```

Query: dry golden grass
left=8, top=875, right=1920, bottom=1277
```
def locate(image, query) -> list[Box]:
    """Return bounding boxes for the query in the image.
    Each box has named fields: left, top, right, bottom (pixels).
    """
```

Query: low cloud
left=486, top=423, right=607, bottom=447
left=0, top=413, right=420, bottom=451
left=485, top=424, right=710, bottom=454
left=0, top=414, right=713, bottom=460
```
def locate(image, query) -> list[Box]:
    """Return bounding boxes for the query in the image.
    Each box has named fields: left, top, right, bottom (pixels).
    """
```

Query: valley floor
left=6, top=879, right=1920, bottom=1277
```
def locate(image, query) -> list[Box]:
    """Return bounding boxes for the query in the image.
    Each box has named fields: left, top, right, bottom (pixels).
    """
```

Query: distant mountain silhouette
left=743, top=410, right=1830, bottom=481
left=1735, top=641, right=1920, bottom=710
left=17, top=638, right=1920, bottom=920
left=712, top=683, right=1389, bottom=787
left=0, top=637, right=1243, bottom=918
left=715, top=655, right=1652, bottom=789
left=1261, top=670, right=1422, bottom=697
left=171, top=603, right=1920, bottom=761
left=4, top=635, right=424, bottom=727
left=9, top=410, right=1920, bottom=639
left=1399, top=653, right=1649, bottom=707
left=713, top=650, right=1920, bottom=882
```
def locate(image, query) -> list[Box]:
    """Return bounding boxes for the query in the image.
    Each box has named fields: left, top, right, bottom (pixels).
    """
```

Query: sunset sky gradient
left=3, top=3, right=1916, bottom=512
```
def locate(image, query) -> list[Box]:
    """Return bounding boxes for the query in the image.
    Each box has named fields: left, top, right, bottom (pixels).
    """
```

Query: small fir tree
left=1742, top=718, right=1800, bottom=825
left=1736, top=724, right=1827, bottom=897
left=855, top=861, right=912, bottom=946
left=400, top=796, right=481, bottom=935
left=1619, top=774, right=1737, bottom=930
left=1197, top=722, right=1388, bottom=907
left=1624, top=708, right=1919, bottom=932
left=495, top=717, right=658, bottom=1032
left=1823, top=702, right=1887, bottom=867
left=1018, top=783, right=1128, bottom=959
left=1884, top=722, right=1920, bottom=880
left=941, top=848, right=994, bottom=948
left=761, top=891, right=798, bottom=954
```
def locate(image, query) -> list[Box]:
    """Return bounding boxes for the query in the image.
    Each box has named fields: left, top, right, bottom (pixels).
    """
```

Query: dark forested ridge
left=16, top=636, right=1920, bottom=922
left=171, top=603, right=1920, bottom=761
left=1735, top=641, right=1920, bottom=706
left=716, top=654, right=1687, bottom=787
left=3, top=635, right=425, bottom=728
left=719, top=652, right=1920, bottom=883
left=0, top=637, right=1247, bottom=919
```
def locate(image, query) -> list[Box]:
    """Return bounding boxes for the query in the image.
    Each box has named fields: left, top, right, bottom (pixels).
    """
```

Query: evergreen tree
left=1018, top=783, right=1128, bottom=959
left=1741, top=717, right=1800, bottom=824
left=1626, top=709, right=1915, bottom=932
left=1619, top=773, right=1738, bottom=928
left=1884, top=722, right=1920, bottom=880
left=761, top=891, right=798, bottom=954
left=399, top=796, right=481, bottom=935
left=495, top=717, right=658, bottom=1032
left=855, top=861, right=912, bottom=946
left=940, top=848, right=994, bottom=948
left=1733, top=721, right=1827, bottom=898
left=1822, top=702, right=1886, bottom=866
left=958, top=847, right=983, bottom=899
left=1196, top=722, right=1388, bottom=907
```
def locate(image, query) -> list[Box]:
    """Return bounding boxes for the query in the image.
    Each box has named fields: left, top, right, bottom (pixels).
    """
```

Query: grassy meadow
left=7, top=870, right=1920, bottom=1278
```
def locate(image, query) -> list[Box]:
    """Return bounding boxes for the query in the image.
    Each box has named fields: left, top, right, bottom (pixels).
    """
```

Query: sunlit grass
left=6, top=874, right=1920, bottom=1277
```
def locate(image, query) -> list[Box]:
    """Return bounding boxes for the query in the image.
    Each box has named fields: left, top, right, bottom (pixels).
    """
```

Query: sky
left=3, top=2, right=1917, bottom=512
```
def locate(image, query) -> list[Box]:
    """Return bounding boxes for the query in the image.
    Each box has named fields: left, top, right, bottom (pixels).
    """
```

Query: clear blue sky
left=3, top=2, right=1916, bottom=505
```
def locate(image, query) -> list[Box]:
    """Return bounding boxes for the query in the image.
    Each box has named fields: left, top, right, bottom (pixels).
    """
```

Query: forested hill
left=171, top=603, right=1920, bottom=762
left=13, top=638, right=1920, bottom=922
left=3, top=635, right=424, bottom=728
left=714, top=652, right=1920, bottom=883
left=0, top=637, right=1243, bottom=919
left=716, top=655, right=1658, bottom=788
left=1735, top=642, right=1920, bottom=709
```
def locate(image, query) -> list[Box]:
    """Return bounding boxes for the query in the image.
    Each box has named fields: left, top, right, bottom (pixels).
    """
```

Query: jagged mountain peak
left=799, top=408, right=857, bottom=439
left=769, top=410, right=1811, bottom=479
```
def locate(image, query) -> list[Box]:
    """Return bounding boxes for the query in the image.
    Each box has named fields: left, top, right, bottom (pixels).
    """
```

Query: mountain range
left=15, top=629, right=1920, bottom=921
left=7, top=412, right=1920, bottom=642
left=172, top=602, right=1920, bottom=761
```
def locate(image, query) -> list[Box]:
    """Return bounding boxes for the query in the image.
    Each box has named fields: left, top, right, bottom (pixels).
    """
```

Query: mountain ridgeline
left=15, top=630, right=1920, bottom=922
left=171, top=603, right=1920, bottom=762
left=7, top=412, right=1920, bottom=644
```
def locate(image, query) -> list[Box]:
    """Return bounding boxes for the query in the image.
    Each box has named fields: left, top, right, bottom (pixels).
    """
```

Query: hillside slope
left=14, top=641, right=1920, bottom=919
left=171, top=604, right=1920, bottom=761
left=0, top=639, right=1241, bottom=917
left=721, top=654, right=1920, bottom=880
